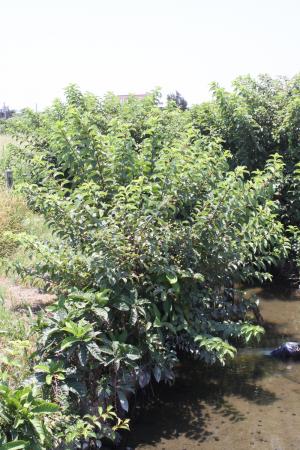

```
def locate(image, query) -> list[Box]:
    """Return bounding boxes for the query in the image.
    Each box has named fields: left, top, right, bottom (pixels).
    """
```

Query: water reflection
left=129, top=286, right=300, bottom=450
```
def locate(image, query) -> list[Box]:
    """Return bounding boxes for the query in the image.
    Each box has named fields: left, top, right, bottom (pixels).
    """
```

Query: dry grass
left=0, top=284, right=35, bottom=384
left=0, top=135, right=13, bottom=158
left=0, top=190, right=28, bottom=258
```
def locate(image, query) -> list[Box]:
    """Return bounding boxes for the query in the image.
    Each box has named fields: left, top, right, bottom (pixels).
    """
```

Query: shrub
left=4, top=86, right=291, bottom=448
left=0, top=383, right=59, bottom=449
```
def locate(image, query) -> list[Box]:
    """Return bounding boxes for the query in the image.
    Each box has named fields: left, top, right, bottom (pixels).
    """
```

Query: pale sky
left=1, top=0, right=300, bottom=110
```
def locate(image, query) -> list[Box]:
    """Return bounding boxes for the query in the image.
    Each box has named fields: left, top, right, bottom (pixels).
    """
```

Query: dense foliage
left=190, top=75, right=299, bottom=169
left=1, top=80, right=296, bottom=448
left=190, top=74, right=300, bottom=276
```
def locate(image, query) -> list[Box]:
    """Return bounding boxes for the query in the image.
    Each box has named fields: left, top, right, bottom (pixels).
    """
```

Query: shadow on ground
left=127, top=354, right=279, bottom=448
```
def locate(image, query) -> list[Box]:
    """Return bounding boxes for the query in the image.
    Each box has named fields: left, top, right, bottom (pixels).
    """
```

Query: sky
left=1, top=0, right=300, bottom=110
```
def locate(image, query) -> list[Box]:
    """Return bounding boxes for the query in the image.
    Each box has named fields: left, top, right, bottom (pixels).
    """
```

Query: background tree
left=167, top=90, right=188, bottom=110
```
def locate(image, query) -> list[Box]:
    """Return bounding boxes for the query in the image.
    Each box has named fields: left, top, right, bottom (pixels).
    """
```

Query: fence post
left=5, top=169, right=13, bottom=189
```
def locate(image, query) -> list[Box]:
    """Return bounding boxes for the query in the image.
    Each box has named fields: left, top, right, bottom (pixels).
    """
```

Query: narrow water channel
left=129, top=286, right=300, bottom=450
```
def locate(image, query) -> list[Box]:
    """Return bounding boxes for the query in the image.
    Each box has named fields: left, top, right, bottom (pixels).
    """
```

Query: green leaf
left=95, top=290, right=111, bottom=306
left=127, top=353, right=141, bottom=361
left=45, top=374, right=53, bottom=385
left=78, top=345, right=88, bottom=366
left=166, top=273, right=178, bottom=285
left=114, top=302, right=130, bottom=311
left=29, top=417, right=46, bottom=444
left=87, top=342, right=104, bottom=361
left=33, top=365, right=50, bottom=373
left=60, top=336, right=80, bottom=350
left=92, top=307, right=109, bottom=321
left=1, top=442, right=28, bottom=450
left=31, top=403, right=60, bottom=414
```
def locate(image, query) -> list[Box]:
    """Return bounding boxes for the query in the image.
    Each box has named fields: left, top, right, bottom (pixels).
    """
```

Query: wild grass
left=0, top=197, right=52, bottom=283
left=0, top=135, right=13, bottom=156
left=0, top=285, right=33, bottom=385
left=0, top=190, right=29, bottom=258
left=0, top=296, right=29, bottom=341
left=0, top=292, right=34, bottom=385
left=0, top=135, right=14, bottom=174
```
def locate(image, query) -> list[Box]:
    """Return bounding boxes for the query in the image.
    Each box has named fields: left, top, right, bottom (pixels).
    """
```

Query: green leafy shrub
left=0, top=383, right=59, bottom=449
left=4, top=85, right=291, bottom=448
left=201, top=74, right=300, bottom=172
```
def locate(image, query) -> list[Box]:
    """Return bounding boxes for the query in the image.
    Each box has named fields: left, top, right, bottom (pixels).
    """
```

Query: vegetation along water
left=130, top=285, right=300, bottom=449
left=0, top=74, right=300, bottom=449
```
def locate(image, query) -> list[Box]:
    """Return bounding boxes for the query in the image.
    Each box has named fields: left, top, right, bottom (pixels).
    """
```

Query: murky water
left=130, top=286, right=300, bottom=450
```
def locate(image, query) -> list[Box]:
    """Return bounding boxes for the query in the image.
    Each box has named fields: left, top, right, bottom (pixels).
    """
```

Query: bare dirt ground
left=0, top=276, right=55, bottom=311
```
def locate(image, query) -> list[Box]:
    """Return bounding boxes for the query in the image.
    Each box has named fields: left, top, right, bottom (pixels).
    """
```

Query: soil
left=0, top=275, right=55, bottom=311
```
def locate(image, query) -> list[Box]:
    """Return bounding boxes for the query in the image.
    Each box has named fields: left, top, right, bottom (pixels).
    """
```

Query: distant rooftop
left=117, top=93, right=148, bottom=104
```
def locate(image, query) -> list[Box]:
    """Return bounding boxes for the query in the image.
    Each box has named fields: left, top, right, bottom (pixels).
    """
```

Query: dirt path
left=0, top=276, right=55, bottom=311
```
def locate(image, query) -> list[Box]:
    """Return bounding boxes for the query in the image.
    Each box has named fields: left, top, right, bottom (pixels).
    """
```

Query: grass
left=0, top=135, right=13, bottom=156
left=0, top=296, right=33, bottom=385
left=0, top=190, right=29, bottom=259
left=0, top=283, right=34, bottom=385
left=0, top=135, right=14, bottom=174
left=0, top=297, right=29, bottom=342
left=0, top=184, right=52, bottom=278
left=0, top=282, right=31, bottom=348
left=0, top=134, right=27, bottom=192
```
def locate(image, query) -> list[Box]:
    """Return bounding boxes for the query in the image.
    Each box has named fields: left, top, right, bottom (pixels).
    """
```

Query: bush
left=4, top=85, right=291, bottom=448
left=0, top=383, right=60, bottom=449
